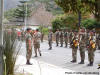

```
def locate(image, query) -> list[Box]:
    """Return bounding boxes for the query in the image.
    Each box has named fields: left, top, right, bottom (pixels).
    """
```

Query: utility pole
left=0, top=0, right=4, bottom=74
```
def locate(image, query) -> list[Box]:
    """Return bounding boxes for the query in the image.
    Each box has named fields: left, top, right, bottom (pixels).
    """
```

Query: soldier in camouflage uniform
left=70, top=32, right=78, bottom=63
left=59, top=29, right=64, bottom=47
left=69, top=30, right=74, bottom=48
left=48, top=29, right=53, bottom=50
left=55, top=29, right=60, bottom=46
left=79, top=34, right=86, bottom=64
left=25, top=28, right=32, bottom=65
left=87, top=31, right=96, bottom=66
left=33, top=29, right=41, bottom=57
left=96, top=32, right=100, bottom=50
left=64, top=29, right=68, bottom=47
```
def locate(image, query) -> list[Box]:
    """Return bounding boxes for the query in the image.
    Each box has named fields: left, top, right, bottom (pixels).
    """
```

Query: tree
left=13, top=0, right=31, bottom=22
left=81, top=18, right=96, bottom=29
left=52, top=14, right=78, bottom=32
left=82, top=0, right=100, bottom=21
left=4, top=8, right=16, bottom=21
left=55, top=0, right=98, bottom=28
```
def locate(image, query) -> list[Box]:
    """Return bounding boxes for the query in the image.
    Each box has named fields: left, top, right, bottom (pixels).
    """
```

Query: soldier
left=98, top=33, right=100, bottom=50
left=69, top=30, right=74, bottom=48
left=25, top=28, right=32, bottom=65
left=64, top=29, right=68, bottom=47
left=41, top=32, right=44, bottom=42
left=79, top=34, right=86, bottom=64
left=55, top=29, right=60, bottom=46
left=70, top=32, right=78, bottom=63
left=33, top=29, right=42, bottom=57
left=96, top=32, right=100, bottom=50
left=87, top=31, right=96, bottom=66
left=59, top=29, right=64, bottom=47
left=48, top=29, right=53, bottom=50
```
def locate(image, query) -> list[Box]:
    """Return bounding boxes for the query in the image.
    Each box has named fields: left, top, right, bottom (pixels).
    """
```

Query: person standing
left=41, top=32, right=44, bottom=42
left=69, top=30, right=74, bottom=48
left=64, top=29, right=68, bottom=47
left=33, top=29, right=42, bottom=57
left=96, top=32, right=100, bottom=50
left=25, top=28, right=32, bottom=65
left=59, top=29, right=64, bottom=47
left=79, top=34, right=86, bottom=64
left=70, top=32, right=78, bottom=63
left=48, top=29, right=53, bottom=50
left=55, top=29, right=60, bottom=46
left=87, top=31, right=96, bottom=66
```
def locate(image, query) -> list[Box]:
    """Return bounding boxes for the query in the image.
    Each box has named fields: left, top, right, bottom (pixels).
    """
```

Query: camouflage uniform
left=41, top=32, right=44, bottom=42
left=96, top=33, right=100, bottom=50
left=48, top=31, right=53, bottom=50
left=33, top=31, right=41, bottom=57
left=59, top=30, right=64, bottom=47
left=79, top=34, right=86, bottom=64
left=64, top=31, right=68, bottom=47
left=55, top=30, right=60, bottom=46
left=69, top=31, right=74, bottom=48
left=70, top=34, right=78, bottom=63
left=87, top=33, right=96, bottom=66
left=25, top=32, right=32, bottom=63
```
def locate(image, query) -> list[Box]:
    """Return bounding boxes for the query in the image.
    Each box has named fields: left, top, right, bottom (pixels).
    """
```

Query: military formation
left=24, top=27, right=100, bottom=66
left=54, top=28, right=100, bottom=66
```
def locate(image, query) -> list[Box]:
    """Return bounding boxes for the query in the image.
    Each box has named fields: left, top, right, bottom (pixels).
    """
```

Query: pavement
left=15, top=41, right=100, bottom=75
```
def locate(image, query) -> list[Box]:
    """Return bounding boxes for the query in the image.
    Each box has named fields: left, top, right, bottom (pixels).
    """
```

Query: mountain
left=4, top=0, right=20, bottom=11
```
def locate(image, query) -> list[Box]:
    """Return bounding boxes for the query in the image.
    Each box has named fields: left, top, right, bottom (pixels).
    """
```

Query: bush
left=81, top=18, right=97, bottom=29
left=39, top=26, right=49, bottom=35
left=52, top=14, right=78, bottom=32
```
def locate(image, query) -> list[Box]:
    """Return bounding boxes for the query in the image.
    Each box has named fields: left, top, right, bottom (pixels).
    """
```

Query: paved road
left=15, top=41, right=100, bottom=75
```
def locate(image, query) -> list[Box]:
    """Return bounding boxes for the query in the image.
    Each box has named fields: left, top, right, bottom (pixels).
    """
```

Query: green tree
left=13, top=0, right=31, bottom=22
left=4, top=8, right=16, bottom=21
left=81, top=18, right=96, bottom=29
left=55, top=0, right=89, bottom=27
left=52, top=14, right=78, bottom=32
left=82, top=0, right=100, bottom=21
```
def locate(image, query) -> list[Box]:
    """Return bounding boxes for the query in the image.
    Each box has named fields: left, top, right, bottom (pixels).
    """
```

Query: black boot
left=26, top=60, right=32, bottom=65
left=71, top=60, right=76, bottom=63
left=40, top=53, right=42, bottom=56
left=87, top=62, right=93, bottom=66
left=48, top=47, right=52, bottom=50
left=78, top=60, right=84, bottom=64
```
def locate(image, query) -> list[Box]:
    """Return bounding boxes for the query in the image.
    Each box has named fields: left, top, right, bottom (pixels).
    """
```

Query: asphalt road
left=15, top=41, right=100, bottom=75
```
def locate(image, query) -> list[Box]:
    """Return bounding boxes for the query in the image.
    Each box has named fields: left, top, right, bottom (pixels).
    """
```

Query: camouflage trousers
left=79, top=47, right=85, bottom=61
left=72, top=47, right=78, bottom=61
left=26, top=45, right=32, bottom=60
left=34, top=43, right=41, bottom=56
left=48, top=40, right=52, bottom=48
left=60, top=38, right=63, bottom=46
left=88, top=48, right=95, bottom=62
left=64, top=38, right=68, bottom=47
left=56, top=38, right=59, bottom=46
